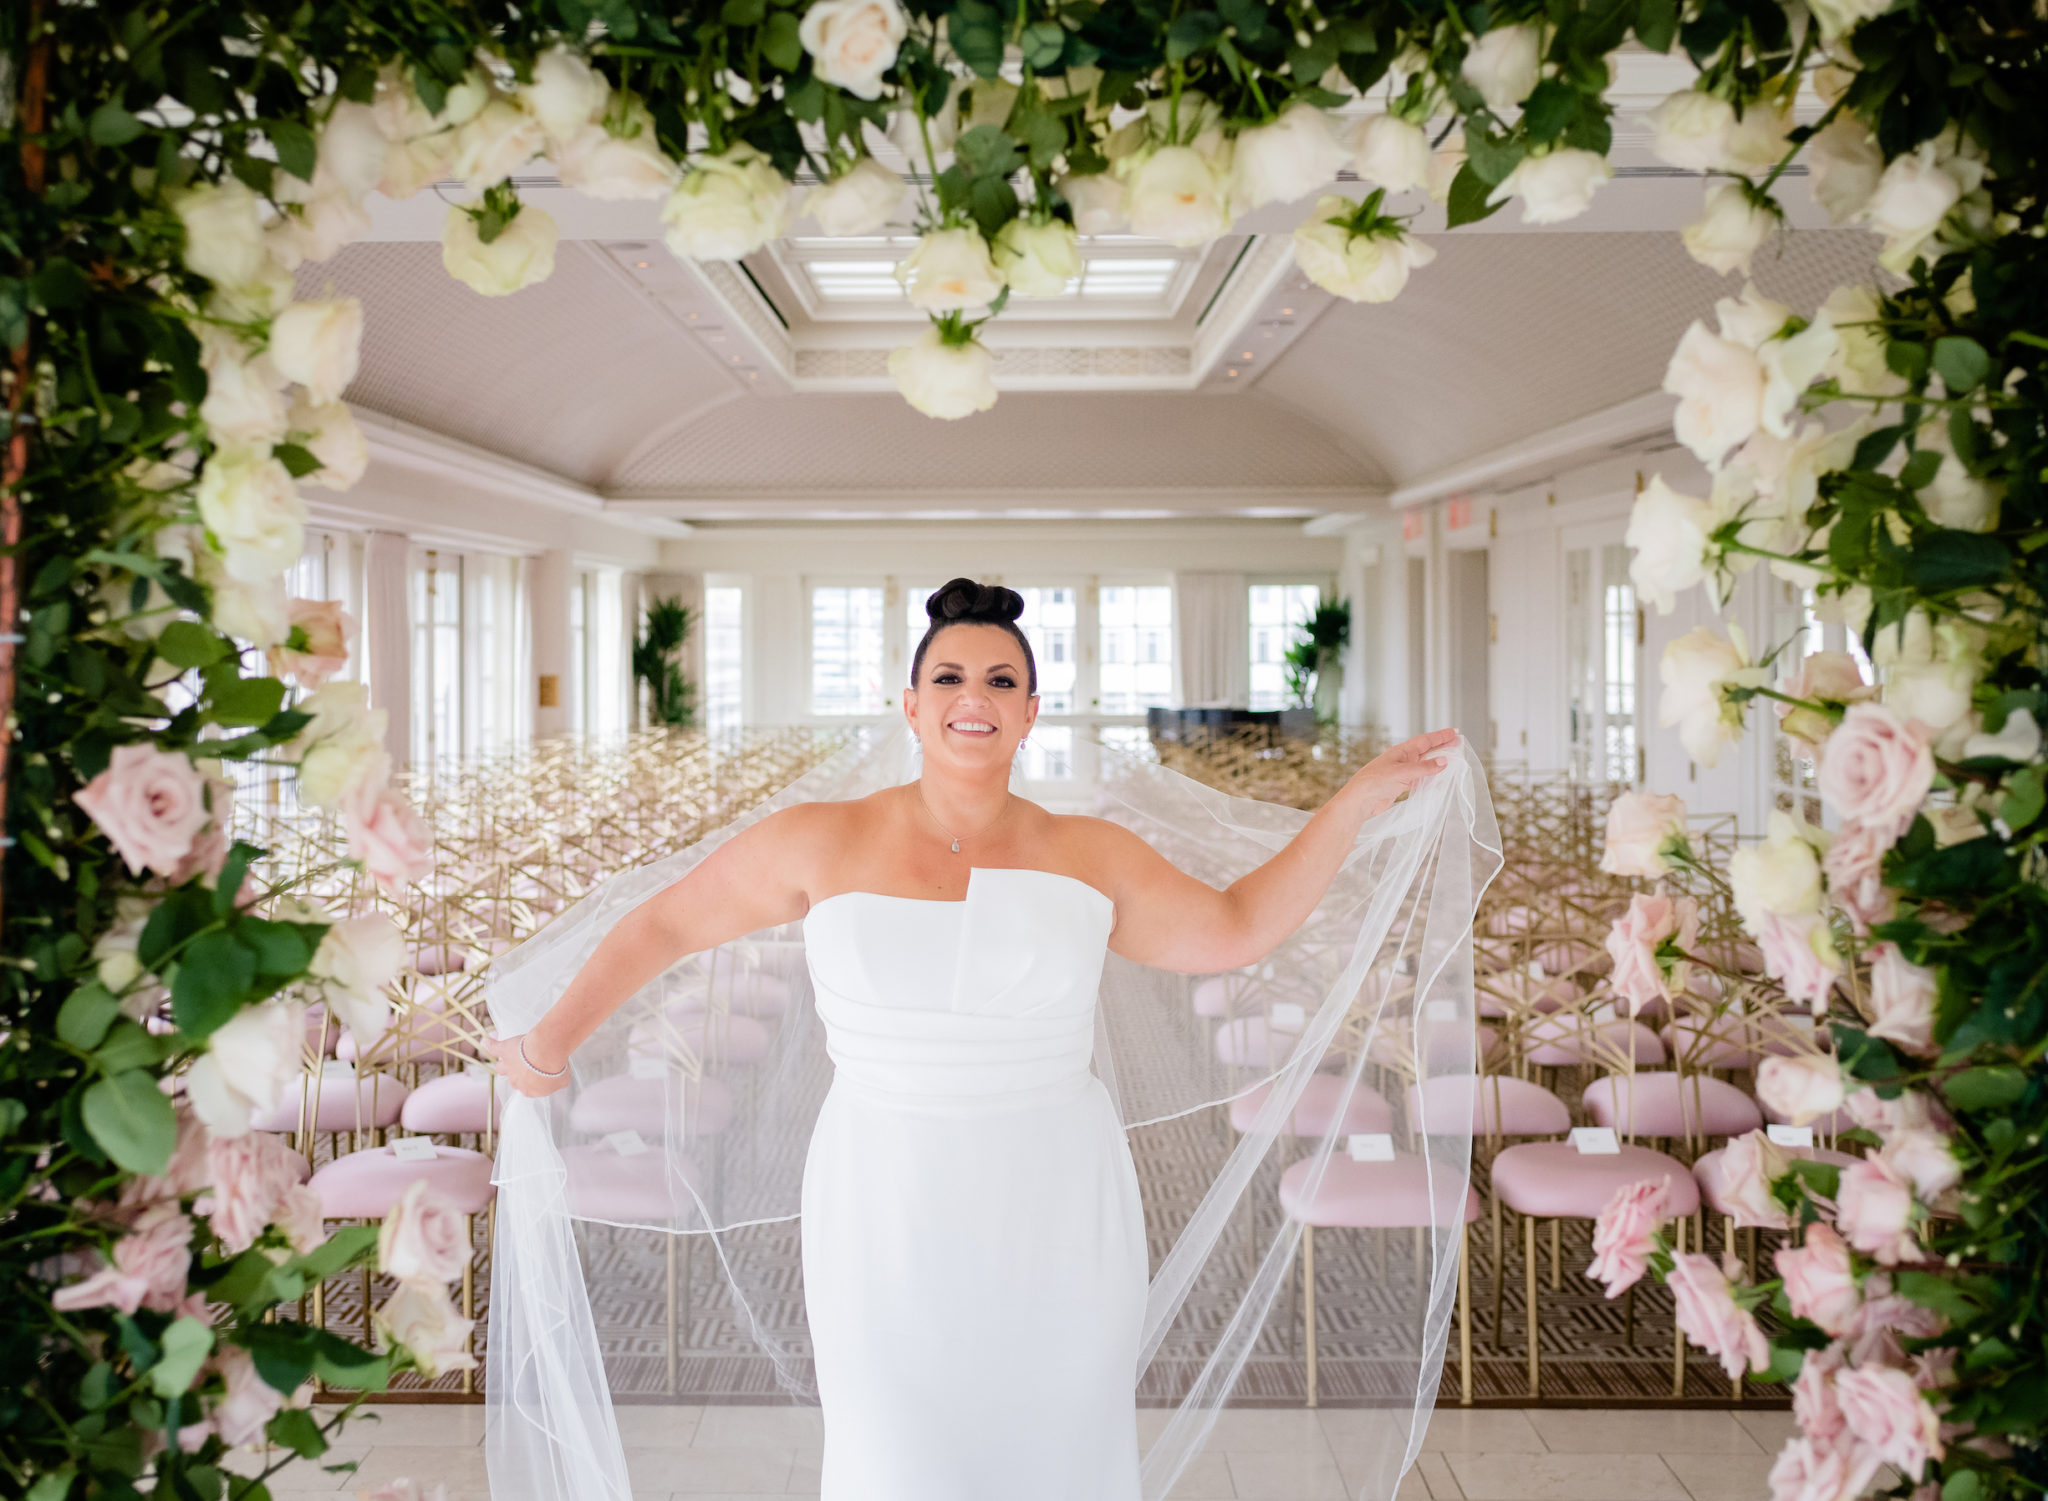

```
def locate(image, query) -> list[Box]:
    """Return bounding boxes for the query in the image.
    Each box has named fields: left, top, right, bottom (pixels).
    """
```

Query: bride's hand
left=485, top=1033, right=573, bottom=1100
left=1345, top=728, right=1462, bottom=814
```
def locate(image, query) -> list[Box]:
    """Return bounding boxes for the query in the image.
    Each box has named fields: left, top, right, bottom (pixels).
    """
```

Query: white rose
left=373, top=1282, right=477, bottom=1379
left=196, top=445, right=305, bottom=585
left=1867, top=945, right=1938, bottom=1055
left=885, top=78, right=962, bottom=166
left=310, top=100, right=390, bottom=201
left=1125, top=144, right=1231, bottom=247
left=1682, top=182, right=1778, bottom=278
left=1716, top=281, right=1794, bottom=350
left=1291, top=199, right=1435, bottom=304
left=1807, top=117, right=1884, bottom=225
left=172, top=181, right=271, bottom=289
left=202, top=557, right=292, bottom=648
left=1600, top=790, right=1691, bottom=878
left=801, top=0, right=907, bottom=99
left=887, top=327, right=998, bottom=420
left=1659, top=624, right=1765, bottom=768
left=1056, top=172, right=1127, bottom=235
left=1724, top=100, right=1793, bottom=174
left=1461, top=23, right=1542, bottom=118
left=1964, top=707, right=2042, bottom=764
left=1913, top=417, right=2000, bottom=532
left=265, top=182, right=373, bottom=271
left=379, top=132, right=456, bottom=200
left=1810, top=0, right=1894, bottom=43
left=993, top=218, right=1082, bottom=298
left=520, top=46, right=610, bottom=146
left=311, top=914, right=405, bottom=1047
left=1821, top=284, right=1905, bottom=397
left=1487, top=148, right=1611, bottom=225
left=287, top=395, right=369, bottom=492
left=1871, top=611, right=1978, bottom=735
left=659, top=144, right=794, bottom=262
left=451, top=96, right=547, bottom=194
left=293, top=681, right=392, bottom=808
left=203, top=255, right=297, bottom=325
left=895, top=226, right=1004, bottom=313
left=1730, top=810, right=1828, bottom=933
left=185, top=1001, right=305, bottom=1137
left=196, top=328, right=291, bottom=447
left=442, top=201, right=559, bottom=296
left=1758, top=314, right=1840, bottom=441
left=1348, top=114, right=1432, bottom=195
left=1867, top=143, right=1962, bottom=271
left=1228, top=104, right=1351, bottom=215
left=554, top=99, right=680, bottom=201
left=268, top=297, right=363, bottom=405
left=1644, top=90, right=1737, bottom=173
left=1625, top=475, right=1717, bottom=614
left=806, top=156, right=908, bottom=236
left=1663, top=321, right=1766, bottom=467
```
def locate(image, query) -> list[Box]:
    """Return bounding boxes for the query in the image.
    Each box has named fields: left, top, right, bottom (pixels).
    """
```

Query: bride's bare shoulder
left=755, top=787, right=898, bottom=844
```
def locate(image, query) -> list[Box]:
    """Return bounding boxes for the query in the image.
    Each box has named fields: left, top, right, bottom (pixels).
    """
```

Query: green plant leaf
left=1941, top=1064, right=2028, bottom=1112
left=1464, top=130, right=1525, bottom=187
left=90, top=101, right=146, bottom=147
left=946, top=0, right=1006, bottom=78
left=58, top=982, right=124, bottom=1050
left=1931, top=335, right=1990, bottom=392
left=1901, top=530, right=2007, bottom=594
left=157, top=620, right=231, bottom=669
left=762, top=11, right=803, bottom=70
left=170, top=930, right=258, bottom=1036
left=149, top=1317, right=215, bottom=1398
left=1521, top=79, right=1578, bottom=144
left=1445, top=162, right=1505, bottom=229
left=268, top=119, right=318, bottom=182
left=206, top=673, right=289, bottom=728
left=267, top=1406, right=328, bottom=1459
left=273, top=442, right=321, bottom=479
left=81, top=1070, right=178, bottom=1175
left=1167, top=10, right=1224, bottom=62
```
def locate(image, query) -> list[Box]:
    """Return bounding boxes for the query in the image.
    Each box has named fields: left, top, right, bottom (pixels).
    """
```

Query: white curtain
left=362, top=529, right=411, bottom=767
left=1171, top=571, right=1248, bottom=708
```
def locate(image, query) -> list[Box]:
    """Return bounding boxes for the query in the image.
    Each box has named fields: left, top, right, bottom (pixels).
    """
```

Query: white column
left=530, top=549, right=572, bottom=739
left=621, top=572, right=644, bottom=731
left=362, top=530, right=411, bottom=768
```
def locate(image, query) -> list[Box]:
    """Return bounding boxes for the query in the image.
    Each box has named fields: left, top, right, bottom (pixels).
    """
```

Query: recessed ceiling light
left=1240, top=351, right=1253, bottom=360
left=1226, top=369, right=1238, bottom=378
left=1281, top=307, right=1294, bottom=316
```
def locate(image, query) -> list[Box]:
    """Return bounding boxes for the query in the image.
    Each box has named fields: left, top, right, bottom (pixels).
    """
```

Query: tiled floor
left=239, top=1404, right=1798, bottom=1500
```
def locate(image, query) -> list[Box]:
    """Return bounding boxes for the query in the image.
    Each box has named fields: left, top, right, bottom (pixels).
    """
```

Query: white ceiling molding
left=1384, top=389, right=1676, bottom=509
left=603, top=486, right=1379, bottom=523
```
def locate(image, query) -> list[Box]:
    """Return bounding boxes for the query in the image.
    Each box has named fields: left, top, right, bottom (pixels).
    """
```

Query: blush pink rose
left=1778, top=650, right=1876, bottom=752
left=1599, top=790, right=1691, bottom=877
left=274, top=1183, right=328, bottom=1256
left=1866, top=945, right=1937, bottom=1056
left=50, top=1202, right=195, bottom=1315
left=268, top=598, right=358, bottom=689
left=1767, top=1433, right=1882, bottom=1501
left=1668, top=1250, right=1771, bottom=1380
left=1792, top=1343, right=1849, bottom=1444
left=1711, top=1130, right=1794, bottom=1230
left=372, top=1281, right=477, bottom=1379
left=1880, top=1127, right=1961, bottom=1201
left=116, top=1107, right=214, bottom=1214
left=1835, top=1156, right=1926, bottom=1266
left=1776, top=1223, right=1863, bottom=1337
left=1603, top=892, right=1699, bottom=1016
left=1755, top=910, right=1843, bottom=1008
left=1834, top=1364, right=1943, bottom=1480
left=1844, top=1086, right=1950, bottom=1138
left=1816, top=704, right=1934, bottom=842
left=1757, top=1052, right=1846, bottom=1126
left=201, top=1130, right=308, bottom=1255
left=1586, top=1176, right=1669, bottom=1297
left=211, top=1344, right=288, bottom=1448
left=377, top=1179, right=470, bottom=1286
left=74, top=743, right=211, bottom=878
left=1822, top=820, right=1896, bottom=935
left=1849, top=1277, right=1949, bottom=1367
left=341, top=781, right=435, bottom=894
left=163, top=775, right=236, bottom=887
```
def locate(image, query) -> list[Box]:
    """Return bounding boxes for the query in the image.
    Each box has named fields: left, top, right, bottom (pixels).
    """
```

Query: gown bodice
left=801, top=866, right=1116, bottom=1117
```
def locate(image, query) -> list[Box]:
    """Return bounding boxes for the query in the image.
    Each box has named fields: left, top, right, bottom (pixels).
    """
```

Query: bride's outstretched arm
left=1097, top=728, right=1460, bottom=973
left=488, top=803, right=822, bottom=1096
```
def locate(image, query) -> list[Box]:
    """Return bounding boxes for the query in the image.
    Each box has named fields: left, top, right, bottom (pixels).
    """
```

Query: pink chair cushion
left=1693, top=1143, right=1861, bottom=1217
left=311, top=1143, right=496, bottom=1218
left=666, top=974, right=791, bottom=1021
left=1522, top=1017, right=1666, bottom=1068
left=558, top=1143, right=702, bottom=1222
left=338, top=999, right=474, bottom=1066
left=1191, top=975, right=1237, bottom=1018
left=1490, top=1141, right=1701, bottom=1220
left=1581, top=1072, right=1763, bottom=1139
left=413, top=944, right=468, bottom=977
left=567, top=1072, right=736, bottom=1138
left=252, top=1071, right=411, bottom=1133
left=641, top=1012, right=773, bottom=1067
left=1214, top=1016, right=1301, bottom=1069
left=1280, top=1153, right=1482, bottom=1229
left=1660, top=1019, right=1761, bottom=1070
left=1229, top=1075, right=1392, bottom=1137
left=399, top=1071, right=512, bottom=1135
left=1407, top=1075, right=1571, bottom=1137
left=1371, top=1021, right=1498, bottom=1072
left=303, top=1003, right=342, bottom=1057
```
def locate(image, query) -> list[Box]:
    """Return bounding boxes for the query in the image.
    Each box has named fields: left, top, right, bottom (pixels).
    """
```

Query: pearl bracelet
left=518, top=1034, right=569, bottom=1079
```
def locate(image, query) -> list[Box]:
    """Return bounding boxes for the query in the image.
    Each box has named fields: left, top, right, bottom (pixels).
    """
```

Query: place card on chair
left=391, top=1135, right=438, bottom=1162
left=1347, top=1132, right=1395, bottom=1162
left=1767, top=1124, right=1814, bottom=1148
left=1270, top=1002, right=1306, bottom=1030
left=605, top=1130, right=650, bottom=1157
left=1569, top=1126, right=1620, bottom=1155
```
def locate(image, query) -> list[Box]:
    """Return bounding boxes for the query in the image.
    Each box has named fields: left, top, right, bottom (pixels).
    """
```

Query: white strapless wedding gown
left=799, top=865, right=1148, bottom=1501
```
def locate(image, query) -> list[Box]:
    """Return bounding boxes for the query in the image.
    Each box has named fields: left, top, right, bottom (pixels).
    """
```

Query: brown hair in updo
left=909, top=577, right=1038, bottom=694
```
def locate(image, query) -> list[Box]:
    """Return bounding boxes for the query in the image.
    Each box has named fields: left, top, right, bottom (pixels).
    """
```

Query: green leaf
left=239, top=1324, right=319, bottom=1393
left=58, top=982, right=124, bottom=1050
left=946, top=0, right=1006, bottom=78
left=2000, top=764, right=2045, bottom=831
left=157, top=620, right=231, bottom=669
left=1898, top=447, right=1941, bottom=491
left=1901, top=530, right=2007, bottom=593
left=721, top=0, right=766, bottom=19
left=239, top=917, right=320, bottom=977
left=1521, top=79, right=1578, bottom=144
left=93, top=1019, right=175, bottom=1074
left=81, top=1070, right=178, bottom=1175
left=293, top=1223, right=380, bottom=1280
left=1941, top=1064, right=2028, bottom=1112
left=214, top=843, right=260, bottom=917
left=205, top=673, right=289, bottom=728
left=1444, top=162, right=1505, bottom=229
left=1942, top=1471, right=1985, bottom=1501
left=1635, top=0, right=1678, bottom=50
left=149, top=1317, right=215, bottom=1398
left=24, top=1469, right=75, bottom=1501
left=1851, top=422, right=1905, bottom=471
left=762, top=11, right=803, bottom=71
left=1464, top=130, right=1525, bottom=187
left=1892, top=1270, right=1982, bottom=1321
left=267, top=1406, right=327, bottom=1459
left=170, top=930, right=258, bottom=1037
left=1021, top=20, right=1066, bottom=69
left=1167, top=10, right=1225, bottom=61
left=1885, top=338, right=1929, bottom=384
left=952, top=123, right=1021, bottom=179
left=268, top=119, right=318, bottom=183
left=1931, top=335, right=1989, bottom=392
left=272, top=442, right=321, bottom=479
left=90, top=101, right=146, bottom=147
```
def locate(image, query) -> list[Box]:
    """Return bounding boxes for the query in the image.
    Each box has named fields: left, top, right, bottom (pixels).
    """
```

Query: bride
left=485, top=578, right=1475, bottom=1501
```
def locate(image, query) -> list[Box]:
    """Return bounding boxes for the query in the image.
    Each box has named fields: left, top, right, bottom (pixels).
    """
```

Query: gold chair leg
left=665, top=1235, right=678, bottom=1397
left=1458, top=1221, right=1473, bottom=1407
left=461, top=1213, right=475, bottom=1396
left=1491, top=1199, right=1507, bottom=1349
left=1524, top=1214, right=1539, bottom=1401
left=1671, top=1214, right=1687, bottom=1398
left=1303, top=1225, right=1318, bottom=1409
left=1549, top=1216, right=1562, bottom=1291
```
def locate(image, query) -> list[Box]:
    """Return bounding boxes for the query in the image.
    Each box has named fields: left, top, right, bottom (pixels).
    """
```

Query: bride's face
left=904, top=623, right=1038, bottom=768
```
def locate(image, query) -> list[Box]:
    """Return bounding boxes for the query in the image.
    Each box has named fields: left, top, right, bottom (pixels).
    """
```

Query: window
left=409, top=547, right=531, bottom=765
left=571, top=568, right=627, bottom=740
left=705, top=584, right=744, bottom=733
left=905, top=582, right=945, bottom=678
left=1098, top=585, right=1173, bottom=715
left=1248, top=583, right=1321, bottom=711
left=412, top=551, right=464, bottom=767
left=1012, top=586, right=1077, bottom=714
left=1565, top=542, right=1638, bottom=783
left=811, top=585, right=886, bottom=715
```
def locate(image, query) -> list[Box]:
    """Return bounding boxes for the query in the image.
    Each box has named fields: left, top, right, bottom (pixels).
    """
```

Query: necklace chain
left=914, top=781, right=1010, bottom=854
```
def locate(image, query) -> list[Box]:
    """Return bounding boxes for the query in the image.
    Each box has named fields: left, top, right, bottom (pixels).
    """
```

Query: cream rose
left=1228, top=104, right=1351, bottom=215
left=1820, top=284, right=1904, bottom=397
left=1659, top=624, right=1765, bottom=768
left=1599, top=790, right=1690, bottom=878
left=378, top=1178, right=472, bottom=1285
left=1777, top=648, right=1874, bottom=750
left=554, top=99, right=680, bottom=201
left=1723, top=100, right=1793, bottom=174
left=1125, top=144, right=1231, bottom=247
left=1487, top=148, right=1611, bottom=225
left=806, top=156, right=908, bottom=236
left=442, top=200, right=559, bottom=296
left=1867, top=944, right=1937, bottom=1055
left=1644, top=90, right=1737, bottom=174
left=342, top=781, right=437, bottom=894
left=202, top=559, right=292, bottom=648
left=1867, top=142, right=1963, bottom=271
left=196, top=328, right=291, bottom=448
left=268, top=297, right=363, bottom=405
left=800, top=0, right=908, bottom=99
left=1964, top=706, right=2042, bottom=763
left=1682, top=182, right=1777, bottom=278
left=1712, top=1130, right=1794, bottom=1231
left=1056, top=172, right=1127, bottom=235
left=895, top=226, right=1004, bottom=313
left=172, top=180, right=271, bottom=289
left=1348, top=115, right=1432, bottom=195
left=1461, top=23, right=1542, bottom=118
left=992, top=218, right=1082, bottom=298
left=451, top=96, right=546, bottom=193
left=268, top=596, right=356, bottom=688
left=887, top=327, right=998, bottom=420
left=520, top=45, right=610, bottom=146
left=286, top=395, right=369, bottom=492
left=292, top=680, right=392, bottom=809
left=659, top=145, right=794, bottom=262
left=184, top=1001, right=305, bottom=1137
left=1913, top=416, right=2001, bottom=532
left=1663, top=320, right=1764, bottom=467
left=1755, top=1052, right=1845, bottom=1127
left=196, top=445, right=306, bottom=585
left=1807, top=117, right=1884, bottom=224
left=1625, top=475, right=1717, bottom=614
left=373, top=1281, right=477, bottom=1379
left=1291, top=200, right=1435, bottom=304
left=1729, top=810, right=1828, bottom=933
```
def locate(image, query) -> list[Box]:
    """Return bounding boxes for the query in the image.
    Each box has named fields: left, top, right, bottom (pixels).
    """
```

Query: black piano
left=1146, top=706, right=1318, bottom=745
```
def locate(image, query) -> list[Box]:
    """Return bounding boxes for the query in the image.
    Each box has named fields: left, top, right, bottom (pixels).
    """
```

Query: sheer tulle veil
left=481, top=721, right=1500, bottom=1501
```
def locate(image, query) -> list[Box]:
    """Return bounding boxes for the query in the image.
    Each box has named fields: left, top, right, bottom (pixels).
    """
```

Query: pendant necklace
left=915, top=781, right=1010, bottom=854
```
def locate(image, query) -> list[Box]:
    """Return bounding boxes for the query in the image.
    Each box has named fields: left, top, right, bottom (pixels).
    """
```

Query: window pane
left=812, top=585, right=886, bottom=715
left=905, top=583, right=945, bottom=682
left=706, top=586, right=744, bottom=733
left=1016, top=725, right=1075, bottom=781
left=1012, top=586, right=1076, bottom=714
left=1247, top=583, right=1320, bottom=711
left=1098, top=585, right=1174, bottom=715
left=568, top=572, right=588, bottom=739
